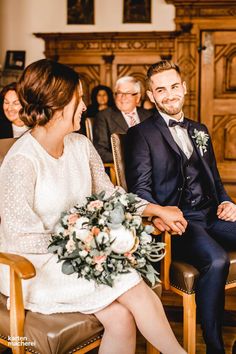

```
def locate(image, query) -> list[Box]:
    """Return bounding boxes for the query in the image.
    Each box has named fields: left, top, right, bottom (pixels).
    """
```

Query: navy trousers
left=172, top=206, right=236, bottom=354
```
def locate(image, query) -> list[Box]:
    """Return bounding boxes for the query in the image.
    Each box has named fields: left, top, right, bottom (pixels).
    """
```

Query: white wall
left=0, top=0, right=175, bottom=68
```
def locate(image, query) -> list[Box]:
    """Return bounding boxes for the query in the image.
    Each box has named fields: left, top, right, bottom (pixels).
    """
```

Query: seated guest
left=86, top=84, right=115, bottom=117
left=93, top=76, right=152, bottom=162
left=80, top=84, right=115, bottom=135
left=0, top=82, right=28, bottom=139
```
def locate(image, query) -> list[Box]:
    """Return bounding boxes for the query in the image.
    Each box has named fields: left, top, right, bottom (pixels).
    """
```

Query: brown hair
left=0, top=82, right=18, bottom=119
left=146, top=60, right=181, bottom=89
left=17, top=59, right=80, bottom=128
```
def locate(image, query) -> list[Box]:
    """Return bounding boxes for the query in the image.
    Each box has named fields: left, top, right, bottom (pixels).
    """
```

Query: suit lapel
left=137, top=107, right=150, bottom=122
left=187, top=120, right=215, bottom=185
left=112, top=109, right=129, bottom=132
left=153, top=112, right=181, bottom=157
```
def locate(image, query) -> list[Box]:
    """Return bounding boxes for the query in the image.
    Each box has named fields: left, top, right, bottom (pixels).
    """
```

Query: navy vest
left=178, top=143, right=210, bottom=210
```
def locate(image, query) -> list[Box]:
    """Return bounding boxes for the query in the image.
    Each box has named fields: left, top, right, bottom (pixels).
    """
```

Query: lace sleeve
left=0, top=155, right=51, bottom=254
left=88, top=140, right=115, bottom=196
left=88, top=141, right=148, bottom=215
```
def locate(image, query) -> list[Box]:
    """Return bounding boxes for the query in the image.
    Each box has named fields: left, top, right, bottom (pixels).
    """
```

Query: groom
left=125, top=60, right=236, bottom=354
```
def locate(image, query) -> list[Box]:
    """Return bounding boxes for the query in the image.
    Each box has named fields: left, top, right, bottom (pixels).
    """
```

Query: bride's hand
left=154, top=206, right=188, bottom=235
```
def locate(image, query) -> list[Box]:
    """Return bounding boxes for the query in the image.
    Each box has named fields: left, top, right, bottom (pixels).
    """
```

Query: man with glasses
left=93, top=76, right=152, bottom=162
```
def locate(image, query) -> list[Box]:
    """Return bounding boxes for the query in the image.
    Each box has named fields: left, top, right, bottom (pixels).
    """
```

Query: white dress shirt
left=160, top=111, right=193, bottom=159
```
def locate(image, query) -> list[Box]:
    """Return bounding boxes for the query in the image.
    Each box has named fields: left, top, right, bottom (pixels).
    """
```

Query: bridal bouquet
left=48, top=190, right=165, bottom=287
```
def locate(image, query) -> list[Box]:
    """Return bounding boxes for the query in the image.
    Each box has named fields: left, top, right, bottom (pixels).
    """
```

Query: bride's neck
left=31, top=126, right=65, bottom=159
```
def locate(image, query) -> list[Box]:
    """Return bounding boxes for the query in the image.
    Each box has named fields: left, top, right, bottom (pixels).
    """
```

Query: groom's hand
left=153, top=206, right=188, bottom=235
left=217, top=202, right=236, bottom=222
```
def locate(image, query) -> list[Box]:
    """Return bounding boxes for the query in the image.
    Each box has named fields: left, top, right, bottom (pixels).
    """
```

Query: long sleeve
left=125, top=126, right=158, bottom=204
left=93, top=110, right=113, bottom=163
left=0, top=155, right=51, bottom=254
left=88, top=139, right=116, bottom=196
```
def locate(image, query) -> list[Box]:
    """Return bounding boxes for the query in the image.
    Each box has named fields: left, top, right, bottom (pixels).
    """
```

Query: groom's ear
left=183, top=81, right=187, bottom=95
left=146, top=90, right=155, bottom=104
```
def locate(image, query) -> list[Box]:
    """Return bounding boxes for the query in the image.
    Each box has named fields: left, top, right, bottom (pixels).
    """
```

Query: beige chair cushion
left=0, top=294, right=103, bottom=354
left=170, top=251, right=236, bottom=294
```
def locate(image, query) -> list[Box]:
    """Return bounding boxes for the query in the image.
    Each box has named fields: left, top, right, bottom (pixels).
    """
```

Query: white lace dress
left=0, top=132, right=145, bottom=314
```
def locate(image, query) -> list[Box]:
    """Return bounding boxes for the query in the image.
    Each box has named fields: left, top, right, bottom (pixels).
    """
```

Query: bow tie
left=169, top=119, right=188, bottom=129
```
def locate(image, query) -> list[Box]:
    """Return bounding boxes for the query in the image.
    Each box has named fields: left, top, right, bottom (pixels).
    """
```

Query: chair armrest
left=104, top=163, right=117, bottom=185
left=0, top=253, right=36, bottom=354
left=161, top=231, right=172, bottom=290
left=0, top=252, right=35, bottom=279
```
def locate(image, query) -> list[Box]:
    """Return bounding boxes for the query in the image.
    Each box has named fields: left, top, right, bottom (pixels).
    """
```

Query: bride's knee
left=96, top=302, right=136, bottom=335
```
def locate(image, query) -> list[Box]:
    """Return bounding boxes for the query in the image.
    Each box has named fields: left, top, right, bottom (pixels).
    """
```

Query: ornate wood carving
left=166, top=0, right=236, bottom=19
left=34, top=0, right=236, bottom=196
left=34, top=32, right=176, bottom=102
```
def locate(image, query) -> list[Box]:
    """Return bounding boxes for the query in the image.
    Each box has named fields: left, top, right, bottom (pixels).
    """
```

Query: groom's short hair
left=146, top=60, right=181, bottom=89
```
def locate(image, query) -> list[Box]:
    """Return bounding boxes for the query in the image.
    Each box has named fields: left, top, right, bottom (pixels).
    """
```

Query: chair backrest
left=111, top=133, right=127, bottom=191
left=0, top=138, right=17, bottom=165
left=85, top=117, right=94, bottom=142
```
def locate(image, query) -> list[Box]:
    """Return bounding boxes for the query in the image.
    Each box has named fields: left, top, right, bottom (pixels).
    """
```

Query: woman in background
left=80, top=84, right=115, bottom=135
left=0, top=82, right=28, bottom=138
left=86, top=84, right=115, bottom=118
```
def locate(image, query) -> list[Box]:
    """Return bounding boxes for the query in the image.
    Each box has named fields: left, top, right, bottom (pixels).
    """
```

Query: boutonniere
left=192, top=129, right=209, bottom=156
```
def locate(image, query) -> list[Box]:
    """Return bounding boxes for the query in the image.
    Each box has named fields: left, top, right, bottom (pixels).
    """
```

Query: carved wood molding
left=166, top=0, right=236, bottom=19
left=34, top=32, right=176, bottom=58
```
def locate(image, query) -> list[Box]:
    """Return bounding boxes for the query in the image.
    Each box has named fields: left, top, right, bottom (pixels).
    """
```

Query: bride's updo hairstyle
left=17, top=59, right=80, bottom=128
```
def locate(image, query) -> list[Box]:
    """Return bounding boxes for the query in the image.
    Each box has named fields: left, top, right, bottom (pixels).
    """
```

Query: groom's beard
left=153, top=96, right=184, bottom=117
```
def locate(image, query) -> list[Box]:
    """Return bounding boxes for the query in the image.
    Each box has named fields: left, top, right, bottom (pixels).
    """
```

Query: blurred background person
left=80, top=84, right=115, bottom=135
left=86, top=84, right=115, bottom=117
left=0, top=82, right=28, bottom=139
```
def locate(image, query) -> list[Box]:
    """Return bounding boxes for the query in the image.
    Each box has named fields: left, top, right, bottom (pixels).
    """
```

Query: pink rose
left=93, top=255, right=107, bottom=264
left=68, top=213, right=79, bottom=225
left=87, top=200, right=104, bottom=211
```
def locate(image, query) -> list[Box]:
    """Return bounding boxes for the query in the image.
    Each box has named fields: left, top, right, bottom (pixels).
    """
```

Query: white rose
left=96, top=231, right=110, bottom=244
left=140, top=232, right=152, bottom=243
left=75, top=217, right=89, bottom=230
left=66, top=239, right=76, bottom=253
left=54, top=224, right=65, bottom=236
left=119, top=194, right=128, bottom=206
left=110, top=226, right=136, bottom=254
left=132, top=216, right=142, bottom=227
left=75, top=228, right=90, bottom=242
left=98, top=218, right=105, bottom=225
left=79, top=250, right=88, bottom=258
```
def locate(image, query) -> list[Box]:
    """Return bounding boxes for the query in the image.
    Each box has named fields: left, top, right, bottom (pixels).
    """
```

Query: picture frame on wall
left=67, top=0, right=94, bottom=24
left=4, top=50, right=26, bottom=70
left=123, top=0, right=151, bottom=23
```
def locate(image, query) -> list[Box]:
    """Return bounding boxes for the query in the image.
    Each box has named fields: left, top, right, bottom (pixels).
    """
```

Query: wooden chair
left=0, top=138, right=17, bottom=165
left=111, top=132, right=236, bottom=354
left=85, top=117, right=116, bottom=185
left=0, top=138, right=161, bottom=354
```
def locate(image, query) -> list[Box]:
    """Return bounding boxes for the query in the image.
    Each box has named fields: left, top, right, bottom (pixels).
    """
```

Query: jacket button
left=178, top=187, right=182, bottom=191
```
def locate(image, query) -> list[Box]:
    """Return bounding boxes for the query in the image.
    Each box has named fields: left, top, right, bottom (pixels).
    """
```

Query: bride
left=0, top=59, right=187, bottom=354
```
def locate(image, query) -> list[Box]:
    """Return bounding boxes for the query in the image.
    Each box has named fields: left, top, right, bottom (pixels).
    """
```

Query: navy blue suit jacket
left=125, top=110, right=231, bottom=206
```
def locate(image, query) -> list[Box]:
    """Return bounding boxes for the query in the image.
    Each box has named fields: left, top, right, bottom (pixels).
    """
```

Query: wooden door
left=201, top=31, right=236, bottom=200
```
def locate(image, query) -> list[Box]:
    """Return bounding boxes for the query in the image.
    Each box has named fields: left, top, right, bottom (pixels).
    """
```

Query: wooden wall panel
left=35, top=0, right=236, bottom=197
